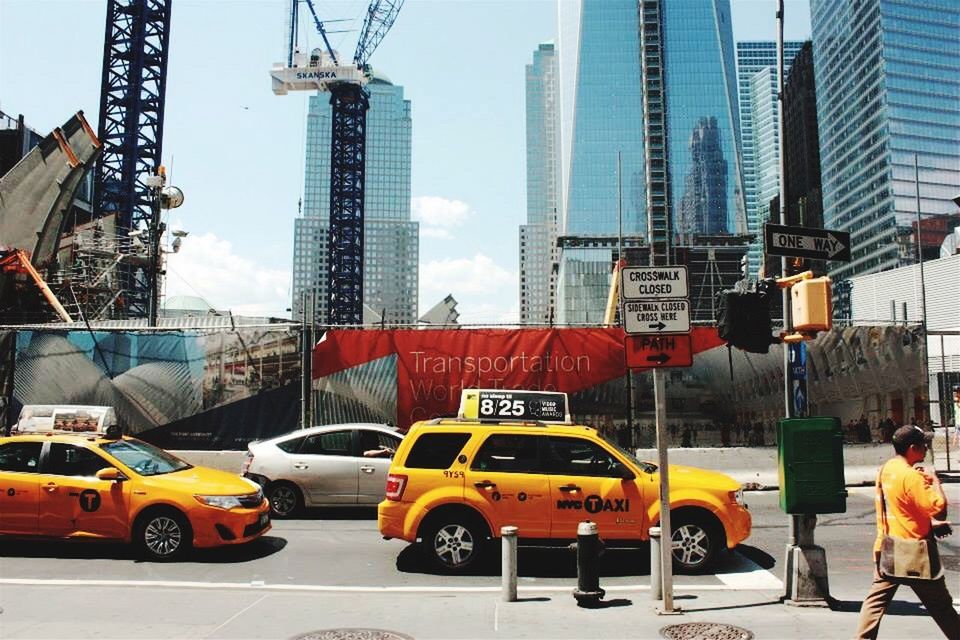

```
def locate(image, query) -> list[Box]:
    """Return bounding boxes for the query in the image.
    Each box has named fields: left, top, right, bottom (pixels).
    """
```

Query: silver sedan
left=242, top=423, right=403, bottom=517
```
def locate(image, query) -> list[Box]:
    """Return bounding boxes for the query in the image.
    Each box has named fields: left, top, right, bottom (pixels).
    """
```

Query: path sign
left=625, top=334, right=693, bottom=369
left=764, top=223, right=851, bottom=262
left=621, top=266, right=688, bottom=300
left=623, top=299, right=690, bottom=335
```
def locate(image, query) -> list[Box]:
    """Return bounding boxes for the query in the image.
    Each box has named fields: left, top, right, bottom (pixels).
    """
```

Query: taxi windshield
left=101, top=439, right=192, bottom=476
left=597, top=431, right=657, bottom=473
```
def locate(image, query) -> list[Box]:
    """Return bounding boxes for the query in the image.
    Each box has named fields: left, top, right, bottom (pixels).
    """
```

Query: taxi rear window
left=404, top=433, right=470, bottom=469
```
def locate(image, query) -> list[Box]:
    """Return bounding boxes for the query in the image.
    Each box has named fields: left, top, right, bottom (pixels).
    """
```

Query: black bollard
left=572, top=520, right=605, bottom=607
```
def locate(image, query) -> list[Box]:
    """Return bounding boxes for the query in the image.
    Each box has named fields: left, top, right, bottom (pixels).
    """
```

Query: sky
left=0, top=0, right=811, bottom=323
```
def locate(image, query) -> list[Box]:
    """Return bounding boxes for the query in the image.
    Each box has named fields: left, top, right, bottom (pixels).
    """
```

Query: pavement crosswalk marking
left=715, top=551, right=783, bottom=590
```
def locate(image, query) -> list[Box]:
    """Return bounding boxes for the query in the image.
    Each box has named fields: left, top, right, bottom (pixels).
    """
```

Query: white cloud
left=163, top=232, right=291, bottom=318
left=412, top=196, right=472, bottom=238
left=419, top=253, right=518, bottom=325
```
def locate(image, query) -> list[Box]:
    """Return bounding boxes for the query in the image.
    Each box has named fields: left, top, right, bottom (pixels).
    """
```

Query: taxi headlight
left=729, top=488, right=745, bottom=506
left=195, top=495, right=243, bottom=509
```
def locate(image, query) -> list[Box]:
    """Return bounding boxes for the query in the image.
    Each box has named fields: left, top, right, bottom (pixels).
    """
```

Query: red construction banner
left=314, top=327, right=723, bottom=429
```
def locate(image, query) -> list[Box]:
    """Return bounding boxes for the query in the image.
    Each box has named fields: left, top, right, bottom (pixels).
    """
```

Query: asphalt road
left=1, top=487, right=957, bottom=639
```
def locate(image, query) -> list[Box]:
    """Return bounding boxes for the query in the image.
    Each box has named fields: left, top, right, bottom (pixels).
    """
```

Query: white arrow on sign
left=771, top=232, right=846, bottom=258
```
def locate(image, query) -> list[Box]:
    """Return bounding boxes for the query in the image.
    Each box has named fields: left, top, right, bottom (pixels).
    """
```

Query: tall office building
left=520, top=43, right=561, bottom=325
left=735, top=41, right=804, bottom=278
left=811, top=0, right=960, bottom=282
left=782, top=42, right=823, bottom=232
left=549, top=0, right=745, bottom=324
left=292, top=73, right=418, bottom=326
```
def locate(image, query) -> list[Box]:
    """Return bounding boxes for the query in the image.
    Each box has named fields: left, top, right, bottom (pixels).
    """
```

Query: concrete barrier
left=172, top=440, right=955, bottom=492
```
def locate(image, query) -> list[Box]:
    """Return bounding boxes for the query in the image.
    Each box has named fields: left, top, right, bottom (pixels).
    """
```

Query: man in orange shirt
left=856, top=425, right=959, bottom=639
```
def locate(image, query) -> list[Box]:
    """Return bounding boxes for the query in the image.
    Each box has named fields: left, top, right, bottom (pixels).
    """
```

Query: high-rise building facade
left=520, top=43, right=561, bottom=325
left=548, top=0, right=745, bottom=324
left=782, top=41, right=823, bottom=232
left=735, top=41, right=804, bottom=277
left=811, top=0, right=960, bottom=282
left=292, top=73, right=418, bottom=325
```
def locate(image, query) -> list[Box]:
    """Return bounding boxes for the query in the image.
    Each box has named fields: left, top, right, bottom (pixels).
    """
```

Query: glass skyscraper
left=811, top=0, right=960, bottom=281
left=549, top=0, right=745, bottom=324
left=520, top=43, right=561, bottom=325
left=736, top=41, right=804, bottom=277
left=292, top=73, right=418, bottom=325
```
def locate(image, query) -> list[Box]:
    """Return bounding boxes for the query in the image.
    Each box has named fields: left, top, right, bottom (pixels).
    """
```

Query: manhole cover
left=292, top=630, right=413, bottom=640
left=660, top=622, right=754, bottom=640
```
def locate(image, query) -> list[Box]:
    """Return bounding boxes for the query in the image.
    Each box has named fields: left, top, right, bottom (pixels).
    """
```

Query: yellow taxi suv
left=379, top=390, right=751, bottom=573
left=0, top=405, right=270, bottom=561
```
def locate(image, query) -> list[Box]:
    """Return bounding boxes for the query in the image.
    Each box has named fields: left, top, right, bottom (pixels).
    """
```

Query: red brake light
left=385, top=473, right=407, bottom=501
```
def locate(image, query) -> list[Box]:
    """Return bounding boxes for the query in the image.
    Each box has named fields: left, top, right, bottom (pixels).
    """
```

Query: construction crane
left=94, top=0, right=173, bottom=320
left=270, top=0, right=404, bottom=326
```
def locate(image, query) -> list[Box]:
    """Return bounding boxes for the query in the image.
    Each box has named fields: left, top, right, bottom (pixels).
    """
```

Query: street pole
left=778, top=0, right=829, bottom=606
left=148, top=189, right=163, bottom=327
left=618, top=151, right=635, bottom=440
left=914, top=154, right=931, bottom=428
left=300, top=289, right=309, bottom=429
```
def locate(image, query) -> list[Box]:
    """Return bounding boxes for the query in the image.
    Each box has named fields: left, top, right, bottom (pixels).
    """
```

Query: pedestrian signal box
left=791, top=276, right=832, bottom=333
left=777, top=417, right=847, bottom=514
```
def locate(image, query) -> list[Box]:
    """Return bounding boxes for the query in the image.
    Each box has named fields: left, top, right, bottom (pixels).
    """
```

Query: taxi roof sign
left=458, top=389, right=571, bottom=424
left=14, top=405, right=119, bottom=437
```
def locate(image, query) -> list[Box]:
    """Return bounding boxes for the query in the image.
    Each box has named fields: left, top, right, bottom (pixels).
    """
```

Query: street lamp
left=145, top=167, right=184, bottom=326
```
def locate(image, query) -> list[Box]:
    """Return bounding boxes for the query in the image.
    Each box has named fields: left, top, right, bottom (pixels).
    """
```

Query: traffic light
left=791, top=276, right=832, bottom=333
left=716, top=286, right=780, bottom=354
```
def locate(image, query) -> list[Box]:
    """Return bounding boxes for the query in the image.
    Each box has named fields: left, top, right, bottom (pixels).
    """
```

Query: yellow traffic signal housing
left=791, top=276, right=833, bottom=333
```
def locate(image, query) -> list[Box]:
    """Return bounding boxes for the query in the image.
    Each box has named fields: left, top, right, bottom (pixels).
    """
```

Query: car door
left=543, top=436, right=643, bottom=542
left=463, top=433, right=551, bottom=539
left=356, top=429, right=402, bottom=504
left=36, top=442, right=130, bottom=539
left=291, top=429, right=358, bottom=505
left=0, top=441, right=43, bottom=535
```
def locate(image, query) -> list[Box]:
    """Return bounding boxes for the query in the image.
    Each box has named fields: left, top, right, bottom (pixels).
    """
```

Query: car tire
left=670, top=510, right=723, bottom=574
left=136, top=508, right=191, bottom=562
left=421, top=512, right=488, bottom=573
left=266, top=481, right=302, bottom=518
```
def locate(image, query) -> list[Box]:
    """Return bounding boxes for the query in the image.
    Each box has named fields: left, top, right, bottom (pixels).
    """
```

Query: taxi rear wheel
left=266, top=481, right=302, bottom=518
left=421, top=512, right=488, bottom=573
left=136, top=508, right=191, bottom=562
left=670, top=510, right=723, bottom=574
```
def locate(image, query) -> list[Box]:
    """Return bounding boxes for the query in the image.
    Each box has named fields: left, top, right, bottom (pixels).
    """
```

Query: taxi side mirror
left=612, top=462, right=635, bottom=481
left=96, top=467, right=126, bottom=482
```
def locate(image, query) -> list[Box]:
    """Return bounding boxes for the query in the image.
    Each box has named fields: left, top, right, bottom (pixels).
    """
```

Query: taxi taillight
left=385, top=474, right=407, bottom=501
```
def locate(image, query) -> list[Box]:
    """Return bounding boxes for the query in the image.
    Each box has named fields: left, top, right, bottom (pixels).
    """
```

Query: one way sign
left=764, top=223, right=851, bottom=262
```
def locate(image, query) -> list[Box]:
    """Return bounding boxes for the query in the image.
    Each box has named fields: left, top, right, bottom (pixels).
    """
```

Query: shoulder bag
left=877, top=462, right=943, bottom=580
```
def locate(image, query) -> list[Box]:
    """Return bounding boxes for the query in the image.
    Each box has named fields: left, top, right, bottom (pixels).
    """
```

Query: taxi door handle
left=474, top=480, right=497, bottom=489
left=558, top=484, right=581, bottom=493
left=294, top=463, right=309, bottom=470
left=360, top=466, right=375, bottom=473
left=43, top=483, right=59, bottom=493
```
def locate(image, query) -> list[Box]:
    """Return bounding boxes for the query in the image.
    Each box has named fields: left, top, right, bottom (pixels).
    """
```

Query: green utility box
left=777, top=417, right=847, bottom=514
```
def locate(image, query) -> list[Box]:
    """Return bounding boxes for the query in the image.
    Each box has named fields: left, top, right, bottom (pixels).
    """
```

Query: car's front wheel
left=136, top=508, right=191, bottom=561
left=266, top=481, right=302, bottom=518
left=421, top=512, right=488, bottom=573
left=670, top=511, right=723, bottom=573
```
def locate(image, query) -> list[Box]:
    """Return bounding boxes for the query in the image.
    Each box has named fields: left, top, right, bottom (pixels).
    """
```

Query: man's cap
left=892, top=425, right=933, bottom=447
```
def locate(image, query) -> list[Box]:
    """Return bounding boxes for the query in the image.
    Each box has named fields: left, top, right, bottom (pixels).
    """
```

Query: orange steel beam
left=0, top=250, right=74, bottom=323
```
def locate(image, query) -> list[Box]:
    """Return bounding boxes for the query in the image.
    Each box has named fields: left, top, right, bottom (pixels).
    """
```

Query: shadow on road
left=830, top=599, right=930, bottom=616
left=728, top=544, right=776, bottom=570
left=0, top=534, right=287, bottom=564
left=288, top=507, right=379, bottom=521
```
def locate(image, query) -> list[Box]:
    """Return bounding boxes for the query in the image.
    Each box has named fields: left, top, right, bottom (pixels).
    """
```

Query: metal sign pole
left=654, top=367, right=674, bottom=613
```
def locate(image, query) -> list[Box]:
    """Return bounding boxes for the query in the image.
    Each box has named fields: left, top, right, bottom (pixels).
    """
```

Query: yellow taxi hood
left=660, top=464, right=741, bottom=492
left=146, top=465, right=259, bottom=495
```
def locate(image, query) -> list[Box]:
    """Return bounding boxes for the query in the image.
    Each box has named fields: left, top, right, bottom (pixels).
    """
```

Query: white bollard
left=501, top=525, right=518, bottom=602
left=649, top=526, right=662, bottom=600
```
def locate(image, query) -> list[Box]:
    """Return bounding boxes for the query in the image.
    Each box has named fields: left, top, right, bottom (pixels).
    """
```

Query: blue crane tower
left=271, top=0, right=404, bottom=326
left=94, top=0, right=172, bottom=319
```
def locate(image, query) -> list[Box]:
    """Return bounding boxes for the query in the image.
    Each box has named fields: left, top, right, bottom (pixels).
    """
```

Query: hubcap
left=434, top=524, right=475, bottom=567
left=271, top=486, right=297, bottom=515
left=144, top=516, right=182, bottom=557
left=671, top=524, right=710, bottom=567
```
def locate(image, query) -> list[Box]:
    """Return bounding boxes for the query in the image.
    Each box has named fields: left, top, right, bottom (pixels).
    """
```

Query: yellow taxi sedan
left=0, top=406, right=270, bottom=560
